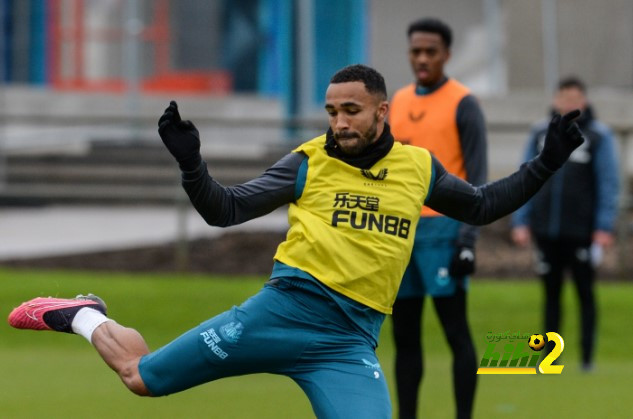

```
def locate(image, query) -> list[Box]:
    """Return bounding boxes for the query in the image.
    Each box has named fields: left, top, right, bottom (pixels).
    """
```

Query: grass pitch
left=1, top=268, right=632, bottom=418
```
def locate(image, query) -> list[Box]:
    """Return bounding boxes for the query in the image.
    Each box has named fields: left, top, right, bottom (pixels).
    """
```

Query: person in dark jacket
left=511, top=76, right=619, bottom=371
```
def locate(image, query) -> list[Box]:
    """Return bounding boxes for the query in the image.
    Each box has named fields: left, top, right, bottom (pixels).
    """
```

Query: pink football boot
left=8, top=294, right=107, bottom=333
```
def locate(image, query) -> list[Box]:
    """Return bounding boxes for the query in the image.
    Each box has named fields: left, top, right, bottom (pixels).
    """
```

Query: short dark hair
left=329, top=64, right=387, bottom=101
left=407, top=17, right=452, bottom=49
left=558, top=76, right=586, bottom=93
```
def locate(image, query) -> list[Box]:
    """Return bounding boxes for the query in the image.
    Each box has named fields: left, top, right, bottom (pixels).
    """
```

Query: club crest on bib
left=360, top=168, right=388, bottom=181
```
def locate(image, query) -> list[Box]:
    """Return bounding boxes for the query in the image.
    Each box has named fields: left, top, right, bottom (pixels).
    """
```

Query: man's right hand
left=158, top=101, right=202, bottom=171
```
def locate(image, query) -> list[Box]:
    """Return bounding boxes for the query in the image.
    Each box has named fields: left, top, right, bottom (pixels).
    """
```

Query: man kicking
left=9, top=64, right=583, bottom=418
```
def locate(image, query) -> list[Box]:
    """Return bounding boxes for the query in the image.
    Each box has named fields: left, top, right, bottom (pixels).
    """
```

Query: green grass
left=1, top=268, right=632, bottom=418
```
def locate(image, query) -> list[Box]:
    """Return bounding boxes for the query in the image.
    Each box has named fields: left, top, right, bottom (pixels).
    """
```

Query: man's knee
left=119, top=360, right=152, bottom=396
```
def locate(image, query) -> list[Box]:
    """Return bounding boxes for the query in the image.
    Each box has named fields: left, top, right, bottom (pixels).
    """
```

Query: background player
left=389, top=18, right=487, bottom=419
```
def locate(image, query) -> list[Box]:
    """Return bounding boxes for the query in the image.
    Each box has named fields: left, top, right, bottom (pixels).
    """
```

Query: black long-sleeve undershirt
left=455, top=94, right=488, bottom=246
left=181, top=152, right=302, bottom=227
left=425, top=155, right=553, bottom=225
left=181, top=151, right=554, bottom=229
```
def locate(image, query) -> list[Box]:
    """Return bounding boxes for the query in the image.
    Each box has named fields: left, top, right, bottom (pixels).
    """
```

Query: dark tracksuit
left=512, top=107, right=619, bottom=367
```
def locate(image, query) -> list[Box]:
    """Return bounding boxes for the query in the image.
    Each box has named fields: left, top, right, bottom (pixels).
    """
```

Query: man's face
left=554, top=87, right=587, bottom=115
left=408, top=31, right=450, bottom=87
left=324, top=81, right=388, bottom=156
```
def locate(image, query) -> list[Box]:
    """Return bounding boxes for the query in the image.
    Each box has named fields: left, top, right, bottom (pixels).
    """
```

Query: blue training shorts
left=397, top=216, right=468, bottom=298
left=138, top=278, right=391, bottom=419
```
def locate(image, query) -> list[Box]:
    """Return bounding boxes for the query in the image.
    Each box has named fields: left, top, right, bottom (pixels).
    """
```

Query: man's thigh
left=138, top=284, right=309, bottom=396
left=399, top=244, right=462, bottom=298
left=398, top=216, right=464, bottom=299
left=292, top=350, right=391, bottom=419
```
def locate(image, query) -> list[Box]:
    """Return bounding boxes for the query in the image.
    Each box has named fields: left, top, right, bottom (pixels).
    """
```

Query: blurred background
left=0, top=0, right=631, bottom=276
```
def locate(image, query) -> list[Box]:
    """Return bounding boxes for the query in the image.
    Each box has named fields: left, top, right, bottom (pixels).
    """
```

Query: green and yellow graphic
left=477, top=331, right=564, bottom=375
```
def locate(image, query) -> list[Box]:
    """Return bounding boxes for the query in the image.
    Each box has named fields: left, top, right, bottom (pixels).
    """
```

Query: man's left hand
left=449, top=246, right=476, bottom=277
left=539, top=110, right=585, bottom=171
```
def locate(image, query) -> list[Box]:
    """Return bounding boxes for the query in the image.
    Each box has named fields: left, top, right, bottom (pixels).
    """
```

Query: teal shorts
left=397, top=216, right=468, bottom=298
left=138, top=278, right=391, bottom=419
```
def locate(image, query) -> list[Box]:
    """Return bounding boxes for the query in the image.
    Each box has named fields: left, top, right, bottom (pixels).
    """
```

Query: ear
left=376, top=100, right=389, bottom=122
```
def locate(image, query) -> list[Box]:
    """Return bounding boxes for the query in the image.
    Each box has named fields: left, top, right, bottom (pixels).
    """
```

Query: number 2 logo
left=538, top=332, right=565, bottom=374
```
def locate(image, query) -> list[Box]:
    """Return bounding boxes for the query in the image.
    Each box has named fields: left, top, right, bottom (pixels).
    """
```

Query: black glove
left=158, top=100, right=202, bottom=171
left=538, top=109, right=585, bottom=171
left=449, top=246, right=476, bottom=277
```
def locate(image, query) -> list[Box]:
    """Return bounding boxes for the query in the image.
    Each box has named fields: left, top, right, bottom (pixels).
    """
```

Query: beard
left=334, top=120, right=378, bottom=156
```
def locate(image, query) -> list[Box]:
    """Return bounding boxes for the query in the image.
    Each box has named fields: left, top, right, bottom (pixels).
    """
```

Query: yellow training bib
left=274, top=135, right=433, bottom=313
